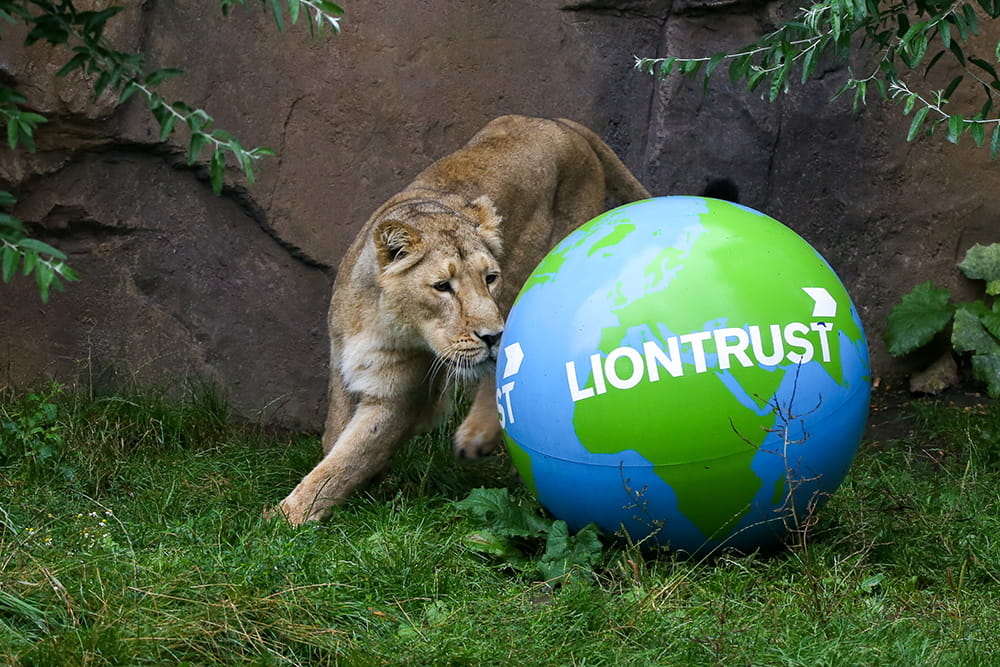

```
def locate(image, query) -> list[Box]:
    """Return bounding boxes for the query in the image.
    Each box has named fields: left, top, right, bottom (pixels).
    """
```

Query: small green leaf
left=118, top=81, right=139, bottom=104
left=705, top=52, right=725, bottom=81
left=56, top=52, right=89, bottom=77
left=35, top=263, right=53, bottom=303
left=210, top=147, right=225, bottom=195
left=908, top=107, right=930, bottom=141
left=971, top=121, right=986, bottom=146
left=943, top=75, right=964, bottom=101
left=462, top=530, right=525, bottom=561
left=7, top=118, right=20, bottom=150
left=885, top=281, right=954, bottom=356
left=17, top=237, right=65, bottom=260
left=947, top=114, right=965, bottom=144
left=0, top=214, right=24, bottom=234
left=188, top=132, right=207, bottom=164
left=801, top=45, right=818, bottom=84
left=57, top=263, right=79, bottom=282
left=270, top=0, right=285, bottom=31
left=157, top=114, right=176, bottom=142
left=970, top=56, right=999, bottom=81
left=145, top=68, right=183, bottom=87
left=991, top=124, right=1000, bottom=159
left=2, top=245, right=19, bottom=282
left=963, top=2, right=980, bottom=34
left=21, top=249, right=37, bottom=276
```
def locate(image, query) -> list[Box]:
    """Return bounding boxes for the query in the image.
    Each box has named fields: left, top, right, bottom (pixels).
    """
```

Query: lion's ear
left=466, top=195, right=503, bottom=257
left=374, top=220, right=423, bottom=271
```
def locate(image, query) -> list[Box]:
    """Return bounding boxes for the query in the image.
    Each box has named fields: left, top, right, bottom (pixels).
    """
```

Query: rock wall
left=1, top=0, right=997, bottom=427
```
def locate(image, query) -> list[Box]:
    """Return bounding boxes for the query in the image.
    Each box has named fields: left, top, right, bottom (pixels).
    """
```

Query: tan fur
left=275, top=115, right=650, bottom=525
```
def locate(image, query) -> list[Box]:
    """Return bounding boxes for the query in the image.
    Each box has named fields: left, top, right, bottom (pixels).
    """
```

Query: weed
left=0, top=384, right=72, bottom=481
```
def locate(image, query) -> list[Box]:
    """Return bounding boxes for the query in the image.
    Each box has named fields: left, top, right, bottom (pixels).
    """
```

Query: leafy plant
left=0, top=191, right=77, bottom=303
left=0, top=384, right=73, bottom=479
left=456, top=487, right=604, bottom=582
left=635, top=0, right=1000, bottom=156
left=0, top=0, right=344, bottom=300
left=885, top=243, right=1000, bottom=396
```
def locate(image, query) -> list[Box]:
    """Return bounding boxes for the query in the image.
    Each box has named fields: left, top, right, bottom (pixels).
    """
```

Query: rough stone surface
left=909, top=352, right=960, bottom=395
left=1, top=0, right=999, bottom=426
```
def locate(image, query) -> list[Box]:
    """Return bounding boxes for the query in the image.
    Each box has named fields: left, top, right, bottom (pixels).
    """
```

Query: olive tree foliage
left=0, top=0, right=343, bottom=301
left=636, top=0, right=1000, bottom=151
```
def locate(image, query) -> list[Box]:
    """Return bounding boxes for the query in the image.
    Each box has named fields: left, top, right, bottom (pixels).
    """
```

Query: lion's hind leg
left=454, top=375, right=502, bottom=460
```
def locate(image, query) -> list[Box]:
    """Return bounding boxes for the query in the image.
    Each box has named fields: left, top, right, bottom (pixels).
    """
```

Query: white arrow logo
left=802, top=287, right=837, bottom=318
left=502, top=342, right=524, bottom=379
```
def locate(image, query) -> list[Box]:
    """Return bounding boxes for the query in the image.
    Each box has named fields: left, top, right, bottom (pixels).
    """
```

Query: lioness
left=275, top=115, right=650, bottom=525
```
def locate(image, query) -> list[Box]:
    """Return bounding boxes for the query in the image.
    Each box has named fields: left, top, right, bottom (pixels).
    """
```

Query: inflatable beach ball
left=496, top=196, right=871, bottom=555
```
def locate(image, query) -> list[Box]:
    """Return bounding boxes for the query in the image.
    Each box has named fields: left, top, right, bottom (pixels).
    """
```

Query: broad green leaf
left=958, top=243, right=1000, bottom=294
left=455, top=488, right=550, bottom=538
left=538, top=520, right=603, bottom=582
left=952, top=302, right=995, bottom=354
left=885, top=281, right=954, bottom=356
left=981, top=308, right=1000, bottom=339
left=992, top=124, right=1000, bottom=159
left=970, top=352, right=1000, bottom=397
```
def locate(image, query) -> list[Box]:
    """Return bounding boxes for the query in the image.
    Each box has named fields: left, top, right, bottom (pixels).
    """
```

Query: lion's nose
left=476, top=331, right=503, bottom=348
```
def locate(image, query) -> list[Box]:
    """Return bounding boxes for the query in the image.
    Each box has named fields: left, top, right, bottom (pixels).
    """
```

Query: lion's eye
left=433, top=281, right=453, bottom=293
left=485, top=273, right=499, bottom=286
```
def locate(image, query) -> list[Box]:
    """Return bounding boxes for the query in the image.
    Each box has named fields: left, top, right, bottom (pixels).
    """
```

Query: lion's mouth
left=435, top=349, right=495, bottom=383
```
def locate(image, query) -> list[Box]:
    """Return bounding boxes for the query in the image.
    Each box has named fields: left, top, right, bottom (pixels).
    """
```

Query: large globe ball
left=496, top=196, right=871, bottom=555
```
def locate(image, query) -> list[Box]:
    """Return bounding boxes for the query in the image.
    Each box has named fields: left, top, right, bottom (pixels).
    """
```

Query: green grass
left=2, top=385, right=1000, bottom=665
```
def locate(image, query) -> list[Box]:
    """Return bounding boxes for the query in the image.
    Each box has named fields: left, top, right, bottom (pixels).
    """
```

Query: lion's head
left=372, top=195, right=505, bottom=383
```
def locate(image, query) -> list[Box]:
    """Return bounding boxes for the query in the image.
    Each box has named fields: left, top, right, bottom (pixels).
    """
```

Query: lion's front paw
left=454, top=413, right=502, bottom=460
left=270, top=492, right=331, bottom=527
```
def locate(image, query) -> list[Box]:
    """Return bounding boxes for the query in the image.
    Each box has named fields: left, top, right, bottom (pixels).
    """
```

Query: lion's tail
left=555, top=118, right=651, bottom=203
